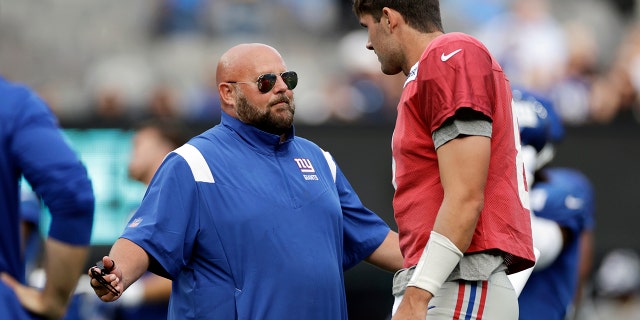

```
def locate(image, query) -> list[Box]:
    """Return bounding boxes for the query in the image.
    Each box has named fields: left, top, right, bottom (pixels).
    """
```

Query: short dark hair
left=135, top=118, right=193, bottom=149
left=352, top=0, right=443, bottom=33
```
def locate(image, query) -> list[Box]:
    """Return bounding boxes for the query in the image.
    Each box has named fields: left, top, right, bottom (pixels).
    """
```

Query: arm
left=571, top=229, right=594, bottom=316
left=1, top=240, right=88, bottom=319
left=394, top=135, right=490, bottom=319
left=433, top=135, right=489, bottom=254
left=40, top=240, right=88, bottom=316
left=141, top=275, right=172, bottom=302
left=365, top=230, right=404, bottom=273
left=1, top=88, right=95, bottom=319
left=92, top=151, right=200, bottom=302
left=118, top=274, right=172, bottom=306
left=89, top=238, right=151, bottom=302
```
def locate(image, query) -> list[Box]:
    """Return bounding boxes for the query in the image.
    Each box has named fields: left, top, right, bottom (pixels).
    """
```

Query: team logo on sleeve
left=294, top=158, right=318, bottom=181
left=128, top=217, right=143, bottom=228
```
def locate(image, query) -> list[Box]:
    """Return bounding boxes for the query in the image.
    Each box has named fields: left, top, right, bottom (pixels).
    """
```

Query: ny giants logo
left=294, top=158, right=319, bottom=181
left=128, top=217, right=143, bottom=228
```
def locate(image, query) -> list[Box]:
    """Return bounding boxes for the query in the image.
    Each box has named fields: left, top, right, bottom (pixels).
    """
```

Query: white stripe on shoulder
left=173, top=144, right=215, bottom=183
left=322, top=150, right=337, bottom=183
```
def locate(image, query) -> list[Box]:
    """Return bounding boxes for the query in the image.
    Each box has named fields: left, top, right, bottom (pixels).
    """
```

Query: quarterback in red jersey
left=353, top=0, right=535, bottom=319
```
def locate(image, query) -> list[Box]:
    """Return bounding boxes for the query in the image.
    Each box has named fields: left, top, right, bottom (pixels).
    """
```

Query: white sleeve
left=530, top=214, right=564, bottom=270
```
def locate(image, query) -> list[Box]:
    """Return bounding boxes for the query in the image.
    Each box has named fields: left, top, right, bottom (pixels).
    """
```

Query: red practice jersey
left=392, top=32, right=535, bottom=274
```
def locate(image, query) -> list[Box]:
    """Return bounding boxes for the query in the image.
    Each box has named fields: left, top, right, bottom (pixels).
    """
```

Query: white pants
left=392, top=271, right=518, bottom=320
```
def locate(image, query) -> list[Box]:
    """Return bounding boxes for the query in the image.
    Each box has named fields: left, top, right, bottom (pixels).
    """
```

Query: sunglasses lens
left=257, top=74, right=277, bottom=93
left=255, top=72, right=298, bottom=93
left=281, top=71, right=298, bottom=90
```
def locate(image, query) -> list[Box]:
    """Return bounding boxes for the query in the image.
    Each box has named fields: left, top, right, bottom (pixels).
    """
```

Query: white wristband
left=407, top=231, right=463, bottom=296
left=119, top=280, right=145, bottom=306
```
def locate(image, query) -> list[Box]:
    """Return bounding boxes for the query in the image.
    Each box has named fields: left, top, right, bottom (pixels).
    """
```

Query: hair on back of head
left=135, top=118, right=194, bottom=149
left=352, top=0, right=443, bottom=33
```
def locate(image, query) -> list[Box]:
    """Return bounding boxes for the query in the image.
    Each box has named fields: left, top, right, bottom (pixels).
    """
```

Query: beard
left=235, top=92, right=295, bottom=136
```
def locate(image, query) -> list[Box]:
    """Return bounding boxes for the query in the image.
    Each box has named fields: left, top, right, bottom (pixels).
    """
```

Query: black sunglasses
left=228, top=71, right=298, bottom=94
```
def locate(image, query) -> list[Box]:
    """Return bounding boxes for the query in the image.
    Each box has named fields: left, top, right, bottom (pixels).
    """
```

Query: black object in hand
left=91, top=260, right=120, bottom=296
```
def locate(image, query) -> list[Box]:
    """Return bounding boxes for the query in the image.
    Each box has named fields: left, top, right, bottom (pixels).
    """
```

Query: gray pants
left=392, top=268, right=518, bottom=319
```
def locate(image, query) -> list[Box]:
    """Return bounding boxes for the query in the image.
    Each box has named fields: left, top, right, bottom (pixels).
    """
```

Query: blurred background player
left=108, top=118, right=194, bottom=320
left=513, top=87, right=596, bottom=320
left=592, top=248, right=640, bottom=319
left=0, top=75, right=95, bottom=319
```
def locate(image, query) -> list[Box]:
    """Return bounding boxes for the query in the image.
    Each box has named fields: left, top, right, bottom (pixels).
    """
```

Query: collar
left=220, top=112, right=295, bottom=154
left=404, top=61, right=419, bottom=88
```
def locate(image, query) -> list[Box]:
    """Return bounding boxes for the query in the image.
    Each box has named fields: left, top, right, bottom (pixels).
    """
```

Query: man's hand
left=88, top=256, right=123, bottom=302
left=1, top=272, right=66, bottom=319
left=392, top=286, right=433, bottom=320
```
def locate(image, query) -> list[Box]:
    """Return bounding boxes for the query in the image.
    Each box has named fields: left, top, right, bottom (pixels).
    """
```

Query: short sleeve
left=120, top=153, right=200, bottom=279
left=331, top=161, right=390, bottom=270
left=420, top=39, right=496, bottom=133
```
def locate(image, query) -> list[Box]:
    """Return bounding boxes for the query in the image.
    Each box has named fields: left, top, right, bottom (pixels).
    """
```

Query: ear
left=218, top=83, right=238, bottom=116
left=218, top=83, right=236, bottom=105
left=382, top=7, right=401, bottom=32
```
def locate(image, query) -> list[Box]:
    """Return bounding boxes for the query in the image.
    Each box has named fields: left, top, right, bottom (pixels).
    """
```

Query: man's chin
left=271, top=103, right=293, bottom=112
left=273, top=108, right=294, bottom=121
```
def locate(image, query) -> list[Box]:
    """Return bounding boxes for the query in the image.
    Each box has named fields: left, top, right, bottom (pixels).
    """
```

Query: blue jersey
left=0, top=76, right=94, bottom=319
left=121, top=112, right=391, bottom=320
left=519, top=167, right=595, bottom=320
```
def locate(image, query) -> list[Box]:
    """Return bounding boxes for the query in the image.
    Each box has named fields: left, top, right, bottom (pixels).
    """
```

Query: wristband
left=407, top=231, right=463, bottom=295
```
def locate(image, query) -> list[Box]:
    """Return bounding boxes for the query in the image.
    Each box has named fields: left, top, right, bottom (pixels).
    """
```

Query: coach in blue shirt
left=89, top=43, right=403, bottom=319
left=0, top=76, right=95, bottom=319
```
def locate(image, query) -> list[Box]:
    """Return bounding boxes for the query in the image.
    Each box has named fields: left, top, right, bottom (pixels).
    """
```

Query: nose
left=272, top=75, right=289, bottom=93
left=366, top=41, right=374, bottom=51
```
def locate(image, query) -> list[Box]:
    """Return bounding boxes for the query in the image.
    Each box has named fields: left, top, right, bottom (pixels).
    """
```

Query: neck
left=402, top=31, right=444, bottom=75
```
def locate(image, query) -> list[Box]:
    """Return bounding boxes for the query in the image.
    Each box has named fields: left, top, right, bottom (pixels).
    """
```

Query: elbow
left=472, top=196, right=485, bottom=215
left=464, top=193, right=485, bottom=218
left=443, top=189, right=485, bottom=221
left=48, top=189, right=95, bottom=246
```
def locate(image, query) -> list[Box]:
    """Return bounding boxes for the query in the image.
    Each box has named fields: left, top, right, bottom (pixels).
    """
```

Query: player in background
left=0, top=75, right=95, bottom=319
left=111, top=118, right=193, bottom=319
left=513, top=87, right=596, bottom=320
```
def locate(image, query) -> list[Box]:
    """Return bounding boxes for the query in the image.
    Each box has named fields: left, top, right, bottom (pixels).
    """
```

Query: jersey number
left=512, top=99, right=530, bottom=210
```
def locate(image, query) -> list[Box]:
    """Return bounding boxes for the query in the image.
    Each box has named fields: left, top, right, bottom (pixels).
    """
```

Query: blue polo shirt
left=121, top=112, right=390, bottom=319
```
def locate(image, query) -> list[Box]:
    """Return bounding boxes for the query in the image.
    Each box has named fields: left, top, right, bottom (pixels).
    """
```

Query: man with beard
left=88, top=43, right=404, bottom=320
